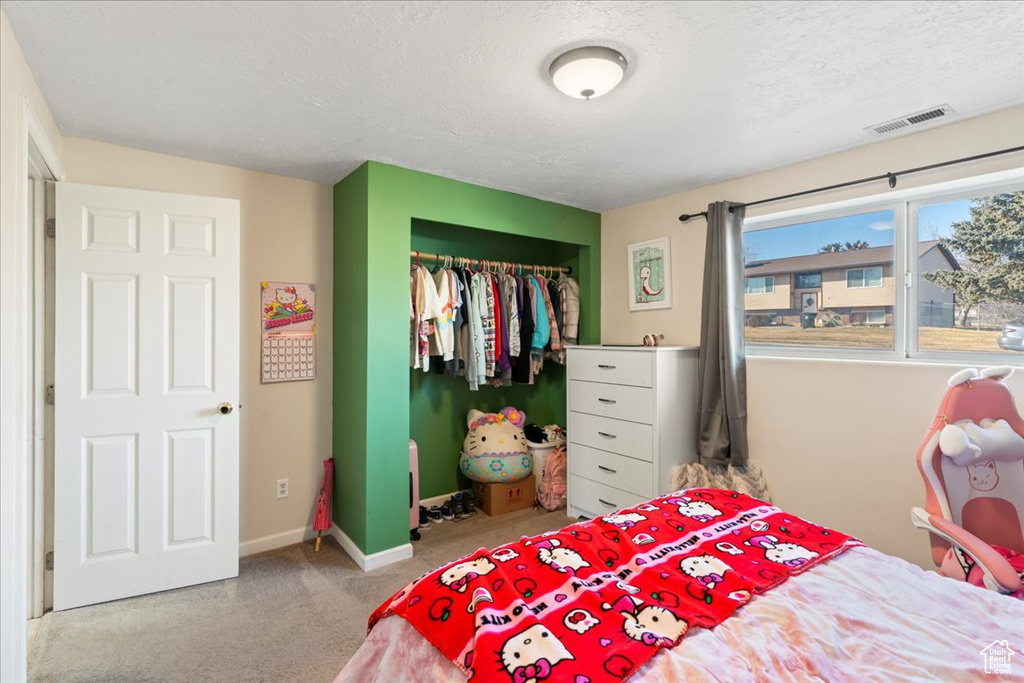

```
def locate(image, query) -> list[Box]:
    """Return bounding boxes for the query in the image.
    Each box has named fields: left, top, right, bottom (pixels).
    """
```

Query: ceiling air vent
left=865, top=104, right=955, bottom=136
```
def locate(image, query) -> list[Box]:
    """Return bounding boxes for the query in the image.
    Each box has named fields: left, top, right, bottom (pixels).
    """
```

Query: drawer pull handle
left=597, top=432, right=617, bottom=439
left=598, top=498, right=617, bottom=508
left=597, top=398, right=617, bottom=404
left=597, top=364, right=617, bottom=369
left=597, top=465, right=617, bottom=474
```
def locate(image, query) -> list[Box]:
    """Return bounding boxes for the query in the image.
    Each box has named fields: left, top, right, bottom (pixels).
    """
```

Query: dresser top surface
left=570, top=344, right=698, bottom=352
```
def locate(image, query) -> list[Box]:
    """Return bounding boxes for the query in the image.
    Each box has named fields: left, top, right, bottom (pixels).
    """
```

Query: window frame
left=744, top=275, right=775, bottom=295
left=845, top=266, right=884, bottom=289
left=794, top=271, right=822, bottom=289
left=743, top=167, right=1024, bottom=363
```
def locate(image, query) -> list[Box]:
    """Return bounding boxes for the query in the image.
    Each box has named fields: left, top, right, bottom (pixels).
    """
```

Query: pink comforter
left=338, top=546, right=1024, bottom=682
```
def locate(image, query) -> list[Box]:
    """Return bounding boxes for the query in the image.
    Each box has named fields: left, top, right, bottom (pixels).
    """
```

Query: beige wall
left=602, top=106, right=1024, bottom=568
left=1, top=11, right=63, bottom=680
left=60, top=138, right=334, bottom=548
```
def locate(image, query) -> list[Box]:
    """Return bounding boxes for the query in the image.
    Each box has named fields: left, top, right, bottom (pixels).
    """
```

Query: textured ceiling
left=5, top=1, right=1023, bottom=211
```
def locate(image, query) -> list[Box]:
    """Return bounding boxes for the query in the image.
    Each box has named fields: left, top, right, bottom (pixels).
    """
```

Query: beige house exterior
left=744, top=241, right=959, bottom=327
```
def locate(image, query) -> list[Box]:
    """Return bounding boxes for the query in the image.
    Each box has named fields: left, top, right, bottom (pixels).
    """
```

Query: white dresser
left=566, top=345, right=698, bottom=519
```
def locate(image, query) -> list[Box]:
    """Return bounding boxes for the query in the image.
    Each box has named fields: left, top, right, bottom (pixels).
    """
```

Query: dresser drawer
left=569, top=412, right=653, bottom=462
left=567, top=349, right=652, bottom=387
left=569, top=475, right=648, bottom=517
left=569, top=445, right=653, bottom=498
left=569, top=381, right=653, bottom=425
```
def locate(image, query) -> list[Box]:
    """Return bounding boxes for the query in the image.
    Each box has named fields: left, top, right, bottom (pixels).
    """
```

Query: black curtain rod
left=677, top=145, right=1024, bottom=222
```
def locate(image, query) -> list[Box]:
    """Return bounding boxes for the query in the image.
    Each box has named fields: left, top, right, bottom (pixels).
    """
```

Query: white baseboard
left=420, top=490, right=458, bottom=509
left=329, top=523, right=413, bottom=571
left=239, top=526, right=318, bottom=557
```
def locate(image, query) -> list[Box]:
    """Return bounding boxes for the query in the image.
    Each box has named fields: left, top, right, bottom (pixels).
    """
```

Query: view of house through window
left=743, top=186, right=1024, bottom=357
left=916, top=191, right=1024, bottom=355
left=743, top=209, right=897, bottom=349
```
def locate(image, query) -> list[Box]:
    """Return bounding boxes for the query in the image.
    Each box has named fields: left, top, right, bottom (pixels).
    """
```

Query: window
left=795, top=271, right=822, bottom=289
left=915, top=191, right=1023, bottom=356
left=846, top=267, right=883, bottom=288
left=743, top=171, right=1023, bottom=359
left=743, top=209, right=894, bottom=350
left=745, top=276, right=774, bottom=294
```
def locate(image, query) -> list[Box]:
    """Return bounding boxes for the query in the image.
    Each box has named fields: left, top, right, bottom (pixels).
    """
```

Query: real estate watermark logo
left=981, top=640, right=1016, bottom=676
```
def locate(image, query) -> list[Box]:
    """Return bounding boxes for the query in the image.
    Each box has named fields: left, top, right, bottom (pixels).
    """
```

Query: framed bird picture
left=628, top=237, right=672, bottom=311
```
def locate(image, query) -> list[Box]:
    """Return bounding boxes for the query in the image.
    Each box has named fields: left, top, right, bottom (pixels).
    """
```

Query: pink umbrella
left=313, top=458, right=334, bottom=552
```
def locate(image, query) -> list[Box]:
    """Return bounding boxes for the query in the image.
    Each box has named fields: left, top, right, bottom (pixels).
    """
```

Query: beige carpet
left=28, top=508, right=572, bottom=683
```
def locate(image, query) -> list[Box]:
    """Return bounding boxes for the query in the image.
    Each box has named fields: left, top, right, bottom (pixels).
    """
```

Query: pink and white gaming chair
left=912, top=366, right=1024, bottom=594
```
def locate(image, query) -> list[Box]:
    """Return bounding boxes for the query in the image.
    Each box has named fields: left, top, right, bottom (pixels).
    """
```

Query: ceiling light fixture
left=549, top=46, right=627, bottom=100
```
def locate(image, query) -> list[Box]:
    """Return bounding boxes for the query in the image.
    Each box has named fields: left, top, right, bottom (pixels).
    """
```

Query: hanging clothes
left=553, top=276, right=580, bottom=364
left=475, top=272, right=496, bottom=377
left=411, top=265, right=443, bottom=372
left=511, top=274, right=535, bottom=385
left=430, top=268, right=455, bottom=362
left=464, top=269, right=485, bottom=390
left=536, top=274, right=561, bottom=353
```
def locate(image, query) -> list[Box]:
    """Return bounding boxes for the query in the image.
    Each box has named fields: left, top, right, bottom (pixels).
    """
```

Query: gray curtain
left=697, top=201, right=749, bottom=468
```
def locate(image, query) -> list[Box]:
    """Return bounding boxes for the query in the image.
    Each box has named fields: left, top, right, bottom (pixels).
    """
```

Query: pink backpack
left=537, top=444, right=567, bottom=511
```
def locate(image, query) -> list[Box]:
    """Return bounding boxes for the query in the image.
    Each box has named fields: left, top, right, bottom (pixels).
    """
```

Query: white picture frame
left=628, top=237, right=672, bottom=311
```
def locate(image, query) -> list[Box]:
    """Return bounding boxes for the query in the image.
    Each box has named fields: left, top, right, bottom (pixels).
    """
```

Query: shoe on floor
left=440, top=499, right=457, bottom=520
left=460, top=490, right=477, bottom=516
left=451, top=492, right=468, bottom=519
left=410, top=528, right=421, bottom=542
left=426, top=506, right=444, bottom=523
left=418, top=506, right=431, bottom=530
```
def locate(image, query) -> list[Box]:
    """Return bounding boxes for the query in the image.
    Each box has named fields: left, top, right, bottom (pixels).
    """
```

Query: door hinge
left=904, top=272, right=912, bottom=289
left=45, top=218, right=56, bottom=238
left=45, top=384, right=54, bottom=405
left=45, top=551, right=54, bottom=571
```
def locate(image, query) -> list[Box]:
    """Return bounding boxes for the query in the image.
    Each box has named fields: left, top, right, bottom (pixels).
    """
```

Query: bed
left=337, top=490, right=1024, bottom=682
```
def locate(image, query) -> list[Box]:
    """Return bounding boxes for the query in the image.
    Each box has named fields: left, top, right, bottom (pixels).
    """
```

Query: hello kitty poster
left=261, top=281, right=316, bottom=384
left=261, top=281, right=315, bottom=332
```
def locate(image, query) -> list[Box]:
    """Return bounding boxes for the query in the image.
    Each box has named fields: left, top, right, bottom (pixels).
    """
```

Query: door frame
left=1, top=96, right=63, bottom=681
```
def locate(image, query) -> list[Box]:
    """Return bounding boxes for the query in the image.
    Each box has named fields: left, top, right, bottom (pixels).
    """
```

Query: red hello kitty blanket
left=368, top=489, right=861, bottom=682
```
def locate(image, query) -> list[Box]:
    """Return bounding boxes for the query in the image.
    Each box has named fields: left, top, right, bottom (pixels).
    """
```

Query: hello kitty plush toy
left=459, top=407, right=533, bottom=483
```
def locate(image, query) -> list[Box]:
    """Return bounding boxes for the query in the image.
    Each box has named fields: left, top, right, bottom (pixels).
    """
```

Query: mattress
left=337, top=545, right=1024, bottom=682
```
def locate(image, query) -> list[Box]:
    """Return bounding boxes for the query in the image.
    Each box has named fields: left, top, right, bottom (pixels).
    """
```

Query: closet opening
left=408, top=218, right=581, bottom=542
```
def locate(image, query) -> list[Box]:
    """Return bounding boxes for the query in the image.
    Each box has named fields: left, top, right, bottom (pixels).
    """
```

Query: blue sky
left=745, top=199, right=972, bottom=261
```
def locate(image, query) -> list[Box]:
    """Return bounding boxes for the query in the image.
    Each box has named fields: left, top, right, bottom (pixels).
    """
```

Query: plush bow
left=512, top=658, right=552, bottom=683
left=783, top=558, right=808, bottom=568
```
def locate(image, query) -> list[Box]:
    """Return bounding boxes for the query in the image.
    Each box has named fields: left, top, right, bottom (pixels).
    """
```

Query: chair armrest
left=911, top=507, right=1021, bottom=594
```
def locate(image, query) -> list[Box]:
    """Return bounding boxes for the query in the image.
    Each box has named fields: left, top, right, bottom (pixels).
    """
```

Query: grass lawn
left=745, top=325, right=1010, bottom=353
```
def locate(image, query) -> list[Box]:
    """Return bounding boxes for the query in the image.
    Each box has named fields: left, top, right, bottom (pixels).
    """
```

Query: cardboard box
left=473, top=475, right=535, bottom=516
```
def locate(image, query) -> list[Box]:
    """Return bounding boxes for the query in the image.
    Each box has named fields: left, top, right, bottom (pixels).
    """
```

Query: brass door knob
left=217, top=402, right=234, bottom=415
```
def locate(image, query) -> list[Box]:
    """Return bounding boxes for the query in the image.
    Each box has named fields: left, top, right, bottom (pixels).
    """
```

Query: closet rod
left=410, top=250, right=572, bottom=275
left=677, top=144, right=1024, bottom=222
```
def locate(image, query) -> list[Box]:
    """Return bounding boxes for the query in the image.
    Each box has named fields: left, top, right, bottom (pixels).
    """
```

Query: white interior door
left=54, top=182, right=239, bottom=611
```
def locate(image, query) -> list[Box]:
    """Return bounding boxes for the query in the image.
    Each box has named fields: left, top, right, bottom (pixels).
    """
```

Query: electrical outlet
left=277, top=478, right=289, bottom=499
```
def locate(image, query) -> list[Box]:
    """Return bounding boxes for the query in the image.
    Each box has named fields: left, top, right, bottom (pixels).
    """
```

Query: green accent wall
left=333, top=162, right=600, bottom=555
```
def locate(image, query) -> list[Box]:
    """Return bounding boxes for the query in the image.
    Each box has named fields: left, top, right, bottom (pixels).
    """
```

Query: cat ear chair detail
left=980, top=366, right=1014, bottom=382
left=947, top=368, right=979, bottom=387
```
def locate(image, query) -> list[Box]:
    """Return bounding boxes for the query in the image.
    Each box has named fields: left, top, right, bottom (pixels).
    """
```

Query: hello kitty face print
left=534, top=539, right=590, bottom=575
left=745, top=534, right=819, bottom=567
left=607, top=595, right=688, bottom=646
left=968, top=461, right=999, bottom=491
left=679, top=554, right=733, bottom=590
left=499, top=624, right=573, bottom=683
left=276, top=287, right=297, bottom=307
left=440, top=557, right=496, bottom=594
left=602, top=512, right=647, bottom=530
left=460, top=407, right=532, bottom=483
left=668, top=496, right=723, bottom=523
